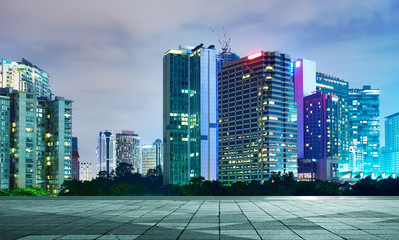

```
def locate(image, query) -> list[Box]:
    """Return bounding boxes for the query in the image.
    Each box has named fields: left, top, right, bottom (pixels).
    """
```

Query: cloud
left=0, top=0, right=398, bottom=163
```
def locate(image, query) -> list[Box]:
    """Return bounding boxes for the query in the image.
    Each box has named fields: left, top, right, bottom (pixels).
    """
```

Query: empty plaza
left=1, top=196, right=399, bottom=240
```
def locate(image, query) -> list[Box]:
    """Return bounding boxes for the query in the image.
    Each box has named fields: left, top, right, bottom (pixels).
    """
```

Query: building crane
left=210, top=27, right=231, bottom=53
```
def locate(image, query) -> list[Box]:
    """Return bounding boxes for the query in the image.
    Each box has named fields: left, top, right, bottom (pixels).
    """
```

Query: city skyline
left=1, top=0, right=398, bottom=165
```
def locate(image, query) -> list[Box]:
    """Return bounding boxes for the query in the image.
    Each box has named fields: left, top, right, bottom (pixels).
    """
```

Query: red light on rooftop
left=247, top=52, right=262, bottom=60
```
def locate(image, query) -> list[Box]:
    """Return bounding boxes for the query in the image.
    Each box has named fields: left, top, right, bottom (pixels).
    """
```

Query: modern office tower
left=115, top=130, right=140, bottom=172
left=0, top=89, right=11, bottom=190
left=316, top=72, right=349, bottom=170
left=163, top=44, right=218, bottom=185
left=349, top=85, right=380, bottom=172
left=381, top=112, right=399, bottom=173
left=1, top=58, right=51, bottom=98
left=97, top=130, right=115, bottom=175
left=153, top=139, right=163, bottom=169
left=218, top=51, right=297, bottom=185
left=79, top=161, right=93, bottom=181
left=71, top=137, right=80, bottom=180
left=45, top=97, right=73, bottom=194
left=298, top=92, right=339, bottom=181
left=141, top=144, right=157, bottom=176
left=291, top=59, right=316, bottom=159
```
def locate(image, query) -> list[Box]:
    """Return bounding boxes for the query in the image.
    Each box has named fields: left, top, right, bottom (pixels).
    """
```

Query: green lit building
left=218, top=51, right=297, bottom=185
left=163, top=44, right=218, bottom=185
left=316, top=72, right=349, bottom=170
left=46, top=97, right=73, bottom=194
left=349, top=85, right=380, bottom=172
left=0, top=90, right=11, bottom=190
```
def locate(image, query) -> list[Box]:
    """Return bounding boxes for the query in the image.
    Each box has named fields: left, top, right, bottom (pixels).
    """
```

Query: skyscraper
left=45, top=97, right=73, bottom=194
left=115, top=130, right=140, bottom=172
left=291, top=59, right=316, bottom=159
left=349, top=85, right=380, bottom=172
left=72, top=137, right=80, bottom=180
left=163, top=44, right=218, bottom=185
left=97, top=130, right=115, bottom=175
left=218, top=51, right=297, bottom=185
left=141, top=144, right=156, bottom=176
left=381, top=112, right=399, bottom=173
left=1, top=58, right=51, bottom=98
left=299, top=91, right=339, bottom=181
left=1, top=57, right=72, bottom=194
left=316, top=72, right=349, bottom=170
left=153, top=139, right=163, bottom=170
left=0, top=89, right=10, bottom=190
left=79, top=161, right=93, bottom=181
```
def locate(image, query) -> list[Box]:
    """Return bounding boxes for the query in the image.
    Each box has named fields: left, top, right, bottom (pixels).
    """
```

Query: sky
left=1, top=0, right=399, bottom=164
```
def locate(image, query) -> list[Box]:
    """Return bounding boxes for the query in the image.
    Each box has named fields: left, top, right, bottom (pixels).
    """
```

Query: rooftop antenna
left=210, top=27, right=231, bottom=54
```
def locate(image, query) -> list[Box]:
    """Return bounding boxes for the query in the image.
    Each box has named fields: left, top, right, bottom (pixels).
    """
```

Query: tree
left=115, top=163, right=135, bottom=178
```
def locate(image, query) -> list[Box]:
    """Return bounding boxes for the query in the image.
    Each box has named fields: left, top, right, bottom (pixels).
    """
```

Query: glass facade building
left=316, top=72, right=349, bottom=170
left=163, top=44, right=218, bottom=185
left=141, top=144, right=156, bottom=176
left=291, top=59, right=316, bottom=159
left=115, top=130, right=140, bottom=172
left=218, top=51, right=297, bottom=185
left=349, top=85, right=380, bottom=172
left=97, top=130, right=115, bottom=175
left=381, top=112, right=399, bottom=173
left=153, top=139, right=163, bottom=170
left=72, top=137, right=80, bottom=180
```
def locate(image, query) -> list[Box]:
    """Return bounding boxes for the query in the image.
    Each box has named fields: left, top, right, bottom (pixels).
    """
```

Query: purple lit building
left=298, top=91, right=339, bottom=181
left=71, top=137, right=80, bottom=180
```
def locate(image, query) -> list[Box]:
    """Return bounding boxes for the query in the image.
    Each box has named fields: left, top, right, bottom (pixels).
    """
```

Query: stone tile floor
left=1, top=196, right=399, bottom=240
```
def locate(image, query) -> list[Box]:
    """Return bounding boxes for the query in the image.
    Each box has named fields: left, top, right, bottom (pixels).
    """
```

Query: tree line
left=56, top=163, right=399, bottom=196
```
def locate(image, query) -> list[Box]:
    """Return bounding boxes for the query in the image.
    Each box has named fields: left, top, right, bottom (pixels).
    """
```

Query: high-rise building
left=71, top=137, right=80, bottom=180
left=0, top=89, right=11, bottom=190
left=79, top=161, right=93, bottom=181
left=163, top=44, right=218, bottom=185
left=153, top=139, right=163, bottom=170
left=45, top=97, right=73, bottom=194
left=298, top=91, right=339, bottom=181
left=381, top=112, right=399, bottom=173
left=1, top=58, right=51, bottom=98
left=218, top=51, right=297, bottom=185
left=349, top=85, right=380, bottom=172
left=291, top=59, right=316, bottom=159
left=115, top=130, right=140, bottom=172
left=141, top=144, right=156, bottom=176
left=0, top=88, right=72, bottom=193
left=316, top=72, right=349, bottom=170
left=97, top=130, right=115, bottom=175
left=0, top=57, right=72, bottom=193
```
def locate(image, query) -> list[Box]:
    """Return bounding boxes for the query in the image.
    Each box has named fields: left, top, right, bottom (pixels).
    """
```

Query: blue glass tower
left=163, top=44, right=218, bottom=185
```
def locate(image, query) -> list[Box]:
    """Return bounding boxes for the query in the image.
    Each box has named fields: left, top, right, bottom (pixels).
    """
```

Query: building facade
left=218, top=51, right=297, bottom=185
left=163, top=44, right=218, bottom=185
left=71, top=137, right=80, bottom=180
left=1, top=58, right=51, bottom=98
left=291, top=59, right=316, bottom=159
left=141, top=144, right=156, bottom=176
left=115, top=130, right=140, bottom=172
left=349, top=85, right=380, bottom=172
left=97, top=130, right=115, bottom=175
left=298, top=91, right=339, bottom=181
left=79, top=161, right=93, bottom=181
left=316, top=72, right=349, bottom=170
left=0, top=90, right=10, bottom=190
left=381, top=112, right=399, bottom=173
left=153, top=139, right=163, bottom=170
